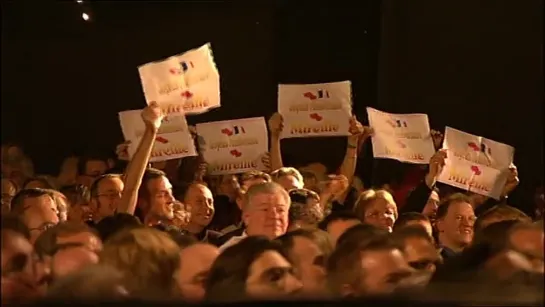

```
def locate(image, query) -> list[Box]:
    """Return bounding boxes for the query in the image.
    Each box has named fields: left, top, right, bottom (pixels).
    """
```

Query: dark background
left=1, top=1, right=542, bottom=212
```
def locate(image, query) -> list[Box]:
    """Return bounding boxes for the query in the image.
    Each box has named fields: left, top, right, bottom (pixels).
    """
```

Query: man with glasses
left=10, top=188, right=59, bottom=243
left=89, top=174, right=124, bottom=223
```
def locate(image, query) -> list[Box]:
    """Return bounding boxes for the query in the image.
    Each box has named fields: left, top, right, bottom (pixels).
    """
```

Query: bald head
left=244, top=182, right=290, bottom=212
left=52, top=247, right=99, bottom=279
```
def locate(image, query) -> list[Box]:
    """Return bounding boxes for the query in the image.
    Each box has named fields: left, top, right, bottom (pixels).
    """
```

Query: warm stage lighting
left=82, top=12, right=90, bottom=21
left=76, top=0, right=83, bottom=3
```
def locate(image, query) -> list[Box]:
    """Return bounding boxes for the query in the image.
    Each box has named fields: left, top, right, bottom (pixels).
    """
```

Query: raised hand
left=141, top=101, right=165, bottom=131
left=502, top=163, right=520, bottom=197
left=268, top=113, right=284, bottom=136
left=261, top=152, right=272, bottom=172
left=425, top=149, right=447, bottom=188
left=348, top=116, right=364, bottom=136
left=431, top=129, right=444, bottom=150
left=116, top=141, right=132, bottom=161
left=323, top=174, right=349, bottom=200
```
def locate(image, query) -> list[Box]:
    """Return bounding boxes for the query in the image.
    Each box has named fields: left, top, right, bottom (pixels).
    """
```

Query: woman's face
left=245, top=250, right=302, bottom=299
left=363, top=198, right=397, bottom=232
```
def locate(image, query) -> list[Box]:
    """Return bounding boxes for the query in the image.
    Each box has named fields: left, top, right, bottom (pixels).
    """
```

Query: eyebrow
left=260, top=266, right=292, bottom=281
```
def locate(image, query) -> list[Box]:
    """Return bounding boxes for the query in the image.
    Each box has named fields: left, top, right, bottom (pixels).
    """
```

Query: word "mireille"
left=210, top=160, right=259, bottom=172
left=447, top=172, right=491, bottom=192
left=290, top=123, right=340, bottom=134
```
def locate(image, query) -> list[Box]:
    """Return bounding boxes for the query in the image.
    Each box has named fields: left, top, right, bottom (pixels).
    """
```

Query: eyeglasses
left=29, top=222, right=56, bottom=233
left=97, top=192, right=122, bottom=200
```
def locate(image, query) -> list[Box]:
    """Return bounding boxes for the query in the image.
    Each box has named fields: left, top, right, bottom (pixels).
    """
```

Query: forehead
left=147, top=176, right=172, bottom=192
left=250, top=250, right=291, bottom=275
left=446, top=201, right=474, bottom=216
left=186, top=184, right=213, bottom=198
left=367, top=198, right=395, bottom=210
left=23, top=194, right=53, bottom=208
left=179, top=244, right=219, bottom=269
left=361, top=249, right=406, bottom=270
left=291, top=236, right=321, bottom=257
left=403, top=237, right=436, bottom=254
left=249, top=191, right=289, bottom=206
left=97, top=177, right=124, bottom=191
left=86, top=160, right=107, bottom=170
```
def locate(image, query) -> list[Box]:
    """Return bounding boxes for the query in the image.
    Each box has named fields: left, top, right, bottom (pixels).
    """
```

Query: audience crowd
left=1, top=104, right=543, bottom=305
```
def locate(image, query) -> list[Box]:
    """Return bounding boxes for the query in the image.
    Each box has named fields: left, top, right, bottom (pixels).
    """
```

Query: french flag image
left=303, top=89, right=330, bottom=100
left=233, top=126, right=246, bottom=134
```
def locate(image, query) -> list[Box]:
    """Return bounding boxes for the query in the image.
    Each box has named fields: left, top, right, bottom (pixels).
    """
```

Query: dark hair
left=1, top=214, right=30, bottom=240
left=276, top=228, right=333, bottom=262
left=394, top=212, right=430, bottom=230
left=474, top=204, right=531, bottom=231
left=436, top=193, right=472, bottom=220
left=392, top=225, right=434, bottom=245
left=77, top=155, right=109, bottom=176
left=152, top=223, right=196, bottom=248
left=336, top=224, right=389, bottom=248
left=34, top=221, right=99, bottom=259
left=10, top=188, right=52, bottom=215
left=472, top=219, right=520, bottom=253
left=94, top=213, right=142, bottom=242
left=138, top=168, right=167, bottom=201
left=89, top=174, right=122, bottom=198
left=59, top=184, right=90, bottom=206
left=239, top=171, right=271, bottom=186
left=318, top=211, right=360, bottom=231
left=22, top=176, right=58, bottom=190
left=205, top=236, right=291, bottom=302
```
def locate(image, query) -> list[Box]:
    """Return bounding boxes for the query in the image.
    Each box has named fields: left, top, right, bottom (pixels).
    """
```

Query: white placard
left=119, top=110, right=197, bottom=162
left=196, top=117, right=269, bottom=175
left=278, top=81, right=352, bottom=139
left=138, top=43, right=220, bottom=115
left=367, top=107, right=435, bottom=164
left=437, top=127, right=515, bottom=199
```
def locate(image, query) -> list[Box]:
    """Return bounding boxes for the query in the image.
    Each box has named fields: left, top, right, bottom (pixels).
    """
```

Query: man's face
left=357, top=249, right=413, bottom=296
left=288, top=236, right=327, bottom=294
left=218, top=175, right=239, bottom=198
left=275, top=175, right=303, bottom=191
left=21, top=195, right=59, bottom=243
left=402, top=237, right=440, bottom=274
left=245, top=250, right=302, bottom=299
left=244, top=192, right=290, bottom=239
left=184, top=184, right=214, bottom=229
left=1, top=178, right=17, bottom=214
left=1, top=231, right=41, bottom=300
left=403, top=220, right=433, bottom=238
left=176, top=244, right=219, bottom=301
left=92, top=177, right=124, bottom=220
left=509, top=228, right=544, bottom=273
left=327, top=219, right=361, bottom=246
left=146, top=176, right=175, bottom=220
left=78, top=160, right=108, bottom=187
left=423, top=191, right=440, bottom=219
left=57, top=231, right=103, bottom=254
left=437, top=201, right=475, bottom=248
left=51, top=246, right=99, bottom=280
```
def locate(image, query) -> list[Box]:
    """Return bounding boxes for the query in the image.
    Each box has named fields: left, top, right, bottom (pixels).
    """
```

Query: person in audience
left=335, top=224, right=388, bottom=249
left=318, top=211, right=361, bottom=246
left=392, top=226, right=441, bottom=275
left=136, top=168, right=176, bottom=226
left=206, top=236, right=302, bottom=301
left=474, top=204, right=532, bottom=232
left=77, top=155, right=110, bottom=188
left=59, top=184, right=92, bottom=224
left=287, top=188, right=323, bottom=231
left=88, top=174, right=124, bottom=223
left=270, top=167, right=305, bottom=191
left=327, top=236, right=414, bottom=297
left=23, top=176, right=58, bottom=190
left=1, top=177, right=18, bottom=214
left=277, top=229, right=333, bottom=295
left=56, top=155, right=79, bottom=187
left=1, top=215, right=42, bottom=303
left=219, top=182, right=291, bottom=250
left=208, top=175, right=241, bottom=231
left=354, top=189, right=398, bottom=233
left=10, top=188, right=59, bottom=243
left=507, top=222, right=544, bottom=273
left=180, top=183, right=221, bottom=244
left=435, top=193, right=476, bottom=260
left=394, top=212, right=433, bottom=238
left=239, top=170, right=271, bottom=192
left=45, top=189, right=69, bottom=222
left=93, top=213, right=142, bottom=242
left=100, top=227, right=181, bottom=299
left=176, top=242, right=220, bottom=301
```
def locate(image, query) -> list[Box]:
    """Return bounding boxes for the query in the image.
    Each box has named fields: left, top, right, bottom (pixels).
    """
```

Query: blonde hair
left=354, top=189, right=398, bottom=221
left=45, top=189, right=68, bottom=221
left=100, top=228, right=180, bottom=298
left=270, top=167, right=304, bottom=185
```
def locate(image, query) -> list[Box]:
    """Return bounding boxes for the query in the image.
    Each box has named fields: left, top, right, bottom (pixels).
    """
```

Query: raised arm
left=268, top=113, right=284, bottom=171
left=117, top=102, right=164, bottom=215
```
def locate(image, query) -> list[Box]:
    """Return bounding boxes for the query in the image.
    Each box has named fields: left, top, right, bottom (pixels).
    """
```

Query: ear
left=242, top=211, right=251, bottom=226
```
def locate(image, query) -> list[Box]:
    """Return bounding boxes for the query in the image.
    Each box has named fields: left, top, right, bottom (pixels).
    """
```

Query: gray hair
left=243, top=182, right=290, bottom=211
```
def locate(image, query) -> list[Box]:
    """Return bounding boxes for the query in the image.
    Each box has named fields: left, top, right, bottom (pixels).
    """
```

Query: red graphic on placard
left=169, top=68, right=182, bottom=75
left=155, top=136, right=169, bottom=144
left=181, top=91, right=193, bottom=98
left=470, top=165, right=482, bottom=176
left=397, top=140, right=407, bottom=148
left=309, top=113, right=323, bottom=121
left=468, top=142, right=480, bottom=152
left=303, top=92, right=317, bottom=100
left=386, top=119, right=397, bottom=128
left=221, top=128, right=233, bottom=136
left=230, top=149, right=242, bottom=157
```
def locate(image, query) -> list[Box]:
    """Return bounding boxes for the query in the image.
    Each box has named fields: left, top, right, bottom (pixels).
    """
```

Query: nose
left=166, top=193, right=175, bottom=203
left=267, top=207, right=282, bottom=218
left=284, top=274, right=303, bottom=294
